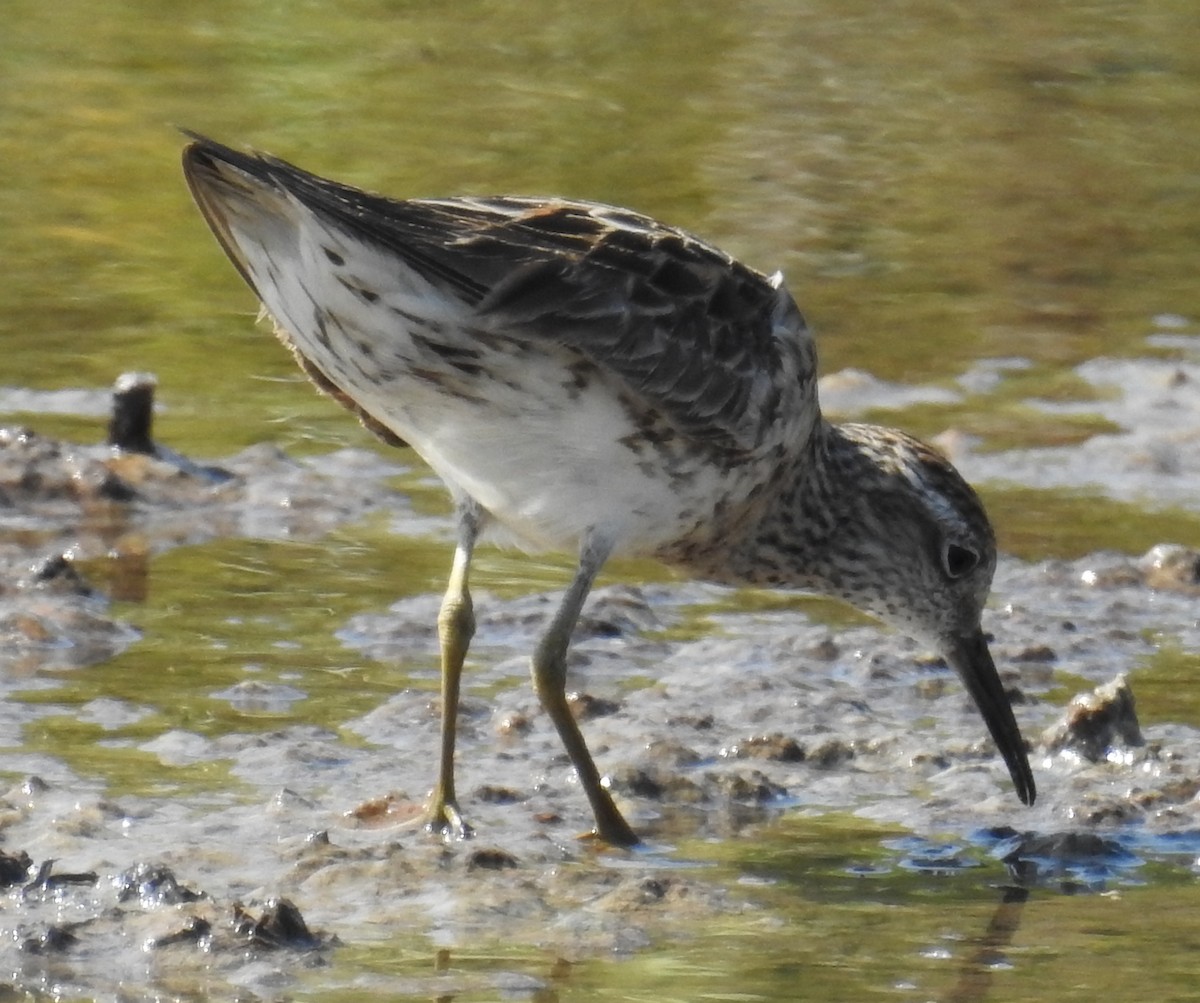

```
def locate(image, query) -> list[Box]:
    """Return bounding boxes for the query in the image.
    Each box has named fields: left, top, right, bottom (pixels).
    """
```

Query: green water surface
left=3, top=1, right=1200, bottom=1000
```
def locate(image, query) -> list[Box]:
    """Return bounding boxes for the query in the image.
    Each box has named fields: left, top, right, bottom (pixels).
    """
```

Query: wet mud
left=1, top=355, right=1198, bottom=998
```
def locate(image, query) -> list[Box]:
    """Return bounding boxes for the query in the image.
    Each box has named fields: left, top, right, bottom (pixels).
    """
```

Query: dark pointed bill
left=945, top=628, right=1036, bottom=806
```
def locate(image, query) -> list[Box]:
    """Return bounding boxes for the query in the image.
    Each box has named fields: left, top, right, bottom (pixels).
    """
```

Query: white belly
left=355, top=351, right=729, bottom=554
left=240, top=214, right=735, bottom=555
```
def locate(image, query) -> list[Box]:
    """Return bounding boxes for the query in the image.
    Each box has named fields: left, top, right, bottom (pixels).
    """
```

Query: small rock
left=466, top=848, right=519, bottom=871
left=114, top=862, right=204, bottom=907
left=807, top=637, right=840, bottom=661
left=1130, top=777, right=1200, bottom=808
left=807, top=739, right=856, bottom=768
left=107, top=372, right=158, bottom=456
left=474, top=785, right=524, bottom=805
left=1074, top=796, right=1142, bottom=826
left=719, top=733, right=806, bottom=763
left=1013, top=644, right=1056, bottom=663
left=343, top=793, right=425, bottom=828
left=666, top=712, right=714, bottom=730
left=566, top=692, right=621, bottom=720
left=22, top=859, right=98, bottom=896
left=639, top=738, right=702, bottom=768
left=148, top=916, right=213, bottom=950
left=232, top=897, right=323, bottom=950
left=22, top=924, right=81, bottom=955
left=609, top=765, right=705, bottom=803
left=1041, top=675, right=1143, bottom=762
left=0, top=850, right=33, bottom=887
left=24, top=553, right=93, bottom=595
left=594, top=875, right=692, bottom=912
left=617, top=768, right=668, bottom=800
left=496, top=710, right=531, bottom=736
left=709, top=770, right=786, bottom=804
left=577, top=587, right=659, bottom=637
left=1138, top=544, right=1200, bottom=593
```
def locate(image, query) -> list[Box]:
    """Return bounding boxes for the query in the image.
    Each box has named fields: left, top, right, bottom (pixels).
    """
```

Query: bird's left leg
left=531, top=530, right=640, bottom=847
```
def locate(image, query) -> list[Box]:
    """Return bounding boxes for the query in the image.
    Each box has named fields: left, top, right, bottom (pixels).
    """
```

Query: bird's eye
left=943, top=542, right=979, bottom=579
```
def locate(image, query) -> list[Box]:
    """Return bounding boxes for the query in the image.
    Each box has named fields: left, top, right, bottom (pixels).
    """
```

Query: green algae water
left=3, top=1, right=1200, bottom=1000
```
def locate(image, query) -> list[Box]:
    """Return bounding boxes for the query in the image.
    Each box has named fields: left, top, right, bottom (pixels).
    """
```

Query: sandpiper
left=182, top=134, right=1035, bottom=846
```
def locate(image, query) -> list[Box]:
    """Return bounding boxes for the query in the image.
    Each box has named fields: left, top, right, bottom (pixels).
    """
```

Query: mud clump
left=1138, top=544, right=1200, bottom=593
left=1041, top=675, right=1144, bottom=762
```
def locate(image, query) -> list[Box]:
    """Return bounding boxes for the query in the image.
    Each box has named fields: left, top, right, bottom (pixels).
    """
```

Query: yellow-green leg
left=532, top=533, right=640, bottom=847
left=426, top=502, right=481, bottom=840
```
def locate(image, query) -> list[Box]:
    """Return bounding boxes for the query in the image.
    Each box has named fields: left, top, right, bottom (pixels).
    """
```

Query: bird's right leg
left=426, top=500, right=483, bottom=840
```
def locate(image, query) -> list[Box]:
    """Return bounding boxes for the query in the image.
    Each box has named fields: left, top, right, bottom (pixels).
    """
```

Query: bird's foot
left=422, top=799, right=474, bottom=842
left=577, top=805, right=640, bottom=849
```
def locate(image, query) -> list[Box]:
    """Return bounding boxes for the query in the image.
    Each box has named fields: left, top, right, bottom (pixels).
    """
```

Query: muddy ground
left=0, top=353, right=1198, bottom=999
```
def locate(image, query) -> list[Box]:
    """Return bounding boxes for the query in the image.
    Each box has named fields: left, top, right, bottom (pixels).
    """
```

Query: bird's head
left=810, top=423, right=1034, bottom=806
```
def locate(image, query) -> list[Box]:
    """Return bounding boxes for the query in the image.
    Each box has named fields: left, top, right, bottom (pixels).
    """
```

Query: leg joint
left=437, top=591, right=475, bottom=639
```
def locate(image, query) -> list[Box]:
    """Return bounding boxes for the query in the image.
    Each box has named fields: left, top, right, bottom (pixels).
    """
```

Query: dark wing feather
left=182, top=133, right=817, bottom=456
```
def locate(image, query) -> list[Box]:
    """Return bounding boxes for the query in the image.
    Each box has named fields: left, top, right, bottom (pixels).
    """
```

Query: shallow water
left=2, top=1, right=1200, bottom=1000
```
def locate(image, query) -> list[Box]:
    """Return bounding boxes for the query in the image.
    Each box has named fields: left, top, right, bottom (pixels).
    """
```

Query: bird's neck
left=683, top=420, right=856, bottom=591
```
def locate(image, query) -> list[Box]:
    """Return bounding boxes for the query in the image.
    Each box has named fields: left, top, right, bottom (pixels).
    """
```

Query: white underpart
left=222, top=191, right=731, bottom=555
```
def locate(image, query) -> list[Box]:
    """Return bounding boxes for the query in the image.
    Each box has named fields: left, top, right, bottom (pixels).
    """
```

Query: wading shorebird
left=182, top=134, right=1034, bottom=846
